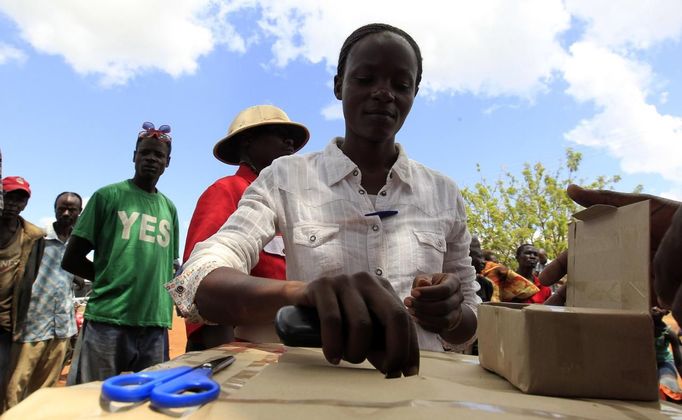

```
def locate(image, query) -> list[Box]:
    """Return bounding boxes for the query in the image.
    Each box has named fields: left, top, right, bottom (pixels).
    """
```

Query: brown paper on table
left=6, top=344, right=679, bottom=419
left=479, top=201, right=659, bottom=401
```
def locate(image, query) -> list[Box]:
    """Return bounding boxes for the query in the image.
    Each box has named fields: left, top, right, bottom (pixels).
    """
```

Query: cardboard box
left=478, top=201, right=659, bottom=401
left=567, top=202, right=652, bottom=310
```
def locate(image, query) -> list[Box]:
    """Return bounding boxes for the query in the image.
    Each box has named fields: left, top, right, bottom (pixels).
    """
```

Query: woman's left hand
left=404, top=273, right=463, bottom=334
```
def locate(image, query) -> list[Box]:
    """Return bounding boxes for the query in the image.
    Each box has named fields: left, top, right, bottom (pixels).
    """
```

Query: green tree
left=462, top=149, right=635, bottom=267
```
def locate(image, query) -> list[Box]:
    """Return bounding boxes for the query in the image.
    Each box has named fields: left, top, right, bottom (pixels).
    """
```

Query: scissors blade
left=149, top=355, right=235, bottom=409
left=201, top=355, right=235, bottom=373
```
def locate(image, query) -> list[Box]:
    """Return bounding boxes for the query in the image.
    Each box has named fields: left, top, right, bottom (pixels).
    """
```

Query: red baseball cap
left=2, top=176, right=31, bottom=197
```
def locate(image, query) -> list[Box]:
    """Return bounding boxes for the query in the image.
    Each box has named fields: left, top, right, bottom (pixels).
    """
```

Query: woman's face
left=334, top=31, right=418, bottom=144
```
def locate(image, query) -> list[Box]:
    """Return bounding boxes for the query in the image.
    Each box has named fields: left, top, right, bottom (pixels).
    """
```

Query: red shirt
left=524, top=274, right=552, bottom=304
left=183, top=164, right=286, bottom=337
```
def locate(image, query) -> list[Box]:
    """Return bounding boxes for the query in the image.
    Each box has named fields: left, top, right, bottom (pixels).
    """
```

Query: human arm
left=61, top=235, right=95, bottom=280
left=654, top=206, right=682, bottom=320
left=539, top=184, right=680, bottom=287
left=61, top=187, right=106, bottom=282
left=196, top=267, right=418, bottom=377
left=403, top=193, right=479, bottom=347
left=404, top=273, right=477, bottom=345
left=168, top=167, right=419, bottom=377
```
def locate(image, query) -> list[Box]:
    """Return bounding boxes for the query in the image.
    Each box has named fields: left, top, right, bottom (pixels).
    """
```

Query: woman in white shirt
left=168, top=23, right=480, bottom=379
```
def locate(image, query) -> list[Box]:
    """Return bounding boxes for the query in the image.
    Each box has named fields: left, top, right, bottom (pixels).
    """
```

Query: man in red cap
left=0, top=176, right=45, bottom=410
left=183, top=105, right=309, bottom=349
left=5, top=191, right=83, bottom=409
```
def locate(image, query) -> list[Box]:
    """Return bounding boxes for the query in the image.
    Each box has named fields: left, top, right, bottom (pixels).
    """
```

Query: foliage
left=461, top=149, right=638, bottom=267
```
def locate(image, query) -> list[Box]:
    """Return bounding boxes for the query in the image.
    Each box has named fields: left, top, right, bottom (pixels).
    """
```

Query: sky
left=1, top=0, right=681, bottom=258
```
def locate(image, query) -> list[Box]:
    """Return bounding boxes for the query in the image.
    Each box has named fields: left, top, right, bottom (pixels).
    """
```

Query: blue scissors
left=101, top=355, right=235, bottom=408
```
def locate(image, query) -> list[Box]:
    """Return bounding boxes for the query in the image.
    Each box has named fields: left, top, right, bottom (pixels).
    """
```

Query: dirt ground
left=169, top=313, right=188, bottom=359
left=59, top=314, right=188, bottom=384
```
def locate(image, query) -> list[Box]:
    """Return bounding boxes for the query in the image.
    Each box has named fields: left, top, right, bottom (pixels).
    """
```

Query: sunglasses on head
left=138, top=121, right=172, bottom=142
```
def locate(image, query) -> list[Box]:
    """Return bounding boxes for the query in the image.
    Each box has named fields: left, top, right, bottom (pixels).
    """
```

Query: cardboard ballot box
left=478, top=201, right=659, bottom=401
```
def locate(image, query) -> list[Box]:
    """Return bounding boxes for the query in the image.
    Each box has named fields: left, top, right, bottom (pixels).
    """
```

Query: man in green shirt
left=62, top=122, right=179, bottom=383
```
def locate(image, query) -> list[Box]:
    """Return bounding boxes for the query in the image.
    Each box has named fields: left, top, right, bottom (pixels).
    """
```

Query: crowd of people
left=2, top=21, right=682, bottom=411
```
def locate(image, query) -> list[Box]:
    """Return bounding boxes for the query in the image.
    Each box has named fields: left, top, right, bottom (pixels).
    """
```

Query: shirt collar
left=44, top=222, right=61, bottom=242
left=322, top=137, right=414, bottom=189
left=235, top=163, right=259, bottom=183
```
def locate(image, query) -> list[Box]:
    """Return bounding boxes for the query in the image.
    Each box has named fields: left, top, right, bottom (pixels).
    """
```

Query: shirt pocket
left=293, top=223, right=343, bottom=276
left=413, top=230, right=446, bottom=274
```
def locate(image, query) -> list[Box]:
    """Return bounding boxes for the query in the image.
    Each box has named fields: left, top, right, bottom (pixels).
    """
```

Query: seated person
left=168, top=23, right=480, bottom=378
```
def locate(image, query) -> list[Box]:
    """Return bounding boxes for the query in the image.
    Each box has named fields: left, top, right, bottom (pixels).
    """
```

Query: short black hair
left=336, top=23, right=423, bottom=90
left=515, top=243, right=535, bottom=259
left=136, top=137, right=172, bottom=155
left=54, top=192, right=83, bottom=210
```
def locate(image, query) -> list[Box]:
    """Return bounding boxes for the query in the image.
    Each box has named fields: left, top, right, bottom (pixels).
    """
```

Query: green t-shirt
left=73, top=180, right=179, bottom=328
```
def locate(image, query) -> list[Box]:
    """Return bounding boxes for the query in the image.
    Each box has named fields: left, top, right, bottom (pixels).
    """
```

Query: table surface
left=5, top=343, right=682, bottom=420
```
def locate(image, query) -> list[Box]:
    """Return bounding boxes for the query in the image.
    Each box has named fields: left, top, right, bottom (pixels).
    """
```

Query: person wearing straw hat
left=183, top=104, right=309, bottom=350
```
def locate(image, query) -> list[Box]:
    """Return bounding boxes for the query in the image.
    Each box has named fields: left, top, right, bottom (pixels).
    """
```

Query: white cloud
left=38, top=216, right=54, bottom=229
left=0, top=0, right=573, bottom=96
left=558, top=2, right=682, bottom=187
left=0, top=0, right=217, bottom=85
left=563, top=42, right=682, bottom=182
left=660, top=91, right=669, bottom=105
left=565, top=0, right=682, bottom=50
left=0, top=42, right=25, bottom=64
left=253, top=0, right=571, bottom=98
left=320, top=101, right=342, bottom=121
left=2, top=0, right=682, bottom=189
left=659, top=188, right=682, bottom=202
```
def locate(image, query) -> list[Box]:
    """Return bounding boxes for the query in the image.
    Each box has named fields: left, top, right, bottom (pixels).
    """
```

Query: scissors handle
left=150, top=367, right=220, bottom=408
left=102, top=366, right=193, bottom=402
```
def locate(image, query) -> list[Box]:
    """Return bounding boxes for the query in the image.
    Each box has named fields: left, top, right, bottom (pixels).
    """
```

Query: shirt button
left=372, top=225, right=379, bottom=232
left=359, top=189, right=365, bottom=195
left=309, top=235, right=316, bottom=242
left=380, top=191, right=387, bottom=196
left=176, top=286, right=185, bottom=294
left=352, top=170, right=359, bottom=176
left=375, top=268, right=383, bottom=276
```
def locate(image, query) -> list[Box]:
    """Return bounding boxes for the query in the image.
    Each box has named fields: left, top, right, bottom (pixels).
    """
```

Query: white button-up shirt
left=167, top=138, right=480, bottom=352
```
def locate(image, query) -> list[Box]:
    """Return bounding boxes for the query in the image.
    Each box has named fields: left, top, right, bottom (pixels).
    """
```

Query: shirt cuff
left=165, top=260, right=222, bottom=324
left=439, top=300, right=480, bottom=352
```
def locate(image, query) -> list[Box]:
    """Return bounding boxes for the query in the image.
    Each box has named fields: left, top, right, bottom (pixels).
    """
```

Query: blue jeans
left=72, top=320, right=166, bottom=384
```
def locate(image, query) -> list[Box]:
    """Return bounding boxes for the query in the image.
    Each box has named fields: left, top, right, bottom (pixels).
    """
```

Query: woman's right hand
left=291, top=272, right=419, bottom=378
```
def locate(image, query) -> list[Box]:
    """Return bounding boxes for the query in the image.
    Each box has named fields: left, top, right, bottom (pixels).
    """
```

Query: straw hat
left=213, top=105, right=310, bottom=165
